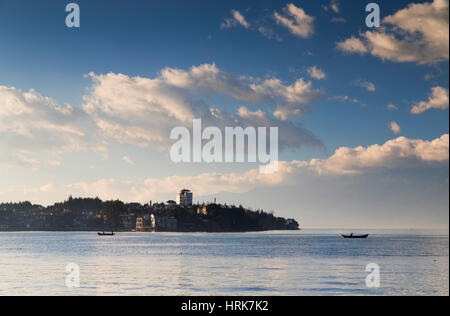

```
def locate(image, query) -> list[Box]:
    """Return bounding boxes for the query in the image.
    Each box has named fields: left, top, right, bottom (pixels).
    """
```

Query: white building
left=176, top=189, right=193, bottom=207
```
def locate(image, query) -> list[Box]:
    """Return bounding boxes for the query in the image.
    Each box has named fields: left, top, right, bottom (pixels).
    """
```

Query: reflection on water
left=0, top=231, right=448, bottom=296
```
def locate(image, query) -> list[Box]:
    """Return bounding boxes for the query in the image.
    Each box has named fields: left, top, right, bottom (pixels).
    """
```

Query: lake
left=0, top=230, right=448, bottom=296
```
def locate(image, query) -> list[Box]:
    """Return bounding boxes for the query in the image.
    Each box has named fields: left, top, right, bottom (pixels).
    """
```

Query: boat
left=341, top=234, right=369, bottom=239
left=98, top=231, right=115, bottom=236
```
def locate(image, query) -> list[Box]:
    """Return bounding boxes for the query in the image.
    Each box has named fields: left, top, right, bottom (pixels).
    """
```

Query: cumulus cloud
left=274, top=3, right=315, bottom=38
left=68, top=169, right=289, bottom=202
left=336, top=36, right=368, bottom=55
left=307, top=66, right=327, bottom=80
left=411, top=86, right=449, bottom=114
left=0, top=64, right=323, bottom=170
left=354, top=79, right=376, bottom=92
left=268, top=78, right=321, bottom=120
left=221, top=10, right=250, bottom=29
left=64, top=134, right=449, bottom=201
left=83, top=64, right=322, bottom=150
left=309, top=134, right=449, bottom=175
left=336, top=0, right=449, bottom=65
left=389, top=121, right=401, bottom=134
left=0, top=86, right=105, bottom=168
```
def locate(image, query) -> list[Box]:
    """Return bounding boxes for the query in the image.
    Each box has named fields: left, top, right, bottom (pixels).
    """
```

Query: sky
left=0, top=0, right=449, bottom=229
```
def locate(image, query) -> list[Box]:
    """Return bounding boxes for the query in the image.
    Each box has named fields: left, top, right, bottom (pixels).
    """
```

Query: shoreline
left=0, top=228, right=301, bottom=234
left=1, top=229, right=449, bottom=237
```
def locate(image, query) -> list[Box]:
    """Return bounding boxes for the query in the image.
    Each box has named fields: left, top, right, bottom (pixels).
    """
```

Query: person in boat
left=350, top=233, right=353, bottom=237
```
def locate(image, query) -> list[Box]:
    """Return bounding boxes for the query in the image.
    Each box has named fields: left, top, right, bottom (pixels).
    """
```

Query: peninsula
left=0, top=191, right=300, bottom=233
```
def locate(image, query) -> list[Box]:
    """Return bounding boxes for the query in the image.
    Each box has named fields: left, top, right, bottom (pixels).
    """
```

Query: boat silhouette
left=98, top=231, right=115, bottom=236
left=341, top=233, right=369, bottom=239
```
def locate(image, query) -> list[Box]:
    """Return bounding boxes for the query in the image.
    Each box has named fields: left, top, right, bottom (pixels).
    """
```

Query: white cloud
left=232, top=10, right=250, bottom=28
left=222, top=11, right=285, bottom=42
left=258, top=26, right=283, bottom=42
left=322, top=0, right=340, bottom=14
left=331, top=17, right=347, bottom=24
left=336, top=0, right=449, bottom=65
left=330, top=0, right=340, bottom=13
left=354, top=79, right=376, bottom=92
left=83, top=64, right=322, bottom=150
left=67, top=167, right=297, bottom=202
left=411, top=86, right=449, bottom=114
left=0, top=64, right=323, bottom=170
left=65, top=134, right=449, bottom=201
left=322, top=1, right=345, bottom=23
left=269, top=78, right=321, bottom=120
left=122, top=156, right=134, bottom=165
left=157, top=63, right=320, bottom=106
left=14, top=183, right=55, bottom=194
left=0, top=86, right=105, bottom=168
left=387, top=103, right=399, bottom=111
left=309, top=134, right=449, bottom=175
left=336, top=36, right=368, bottom=55
left=221, top=10, right=250, bottom=29
left=330, top=95, right=365, bottom=106
left=331, top=95, right=349, bottom=102
left=307, top=66, right=326, bottom=80
left=274, top=3, right=315, bottom=38
left=390, top=121, right=401, bottom=134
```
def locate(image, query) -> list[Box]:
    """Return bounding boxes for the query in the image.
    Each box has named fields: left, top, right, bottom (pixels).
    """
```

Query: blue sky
left=0, top=0, right=449, bottom=228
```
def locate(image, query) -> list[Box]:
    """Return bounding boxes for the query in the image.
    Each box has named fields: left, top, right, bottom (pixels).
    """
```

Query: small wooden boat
left=98, top=231, right=115, bottom=236
left=342, top=234, right=369, bottom=239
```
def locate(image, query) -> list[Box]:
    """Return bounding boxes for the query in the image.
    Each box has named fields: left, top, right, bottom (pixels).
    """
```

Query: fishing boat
left=341, top=233, right=369, bottom=239
left=98, top=231, right=115, bottom=236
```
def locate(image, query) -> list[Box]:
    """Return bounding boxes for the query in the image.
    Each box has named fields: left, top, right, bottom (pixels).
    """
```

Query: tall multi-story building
left=176, top=189, right=193, bottom=207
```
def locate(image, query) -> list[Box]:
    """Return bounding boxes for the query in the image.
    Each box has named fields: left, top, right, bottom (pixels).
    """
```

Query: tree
left=101, top=200, right=126, bottom=228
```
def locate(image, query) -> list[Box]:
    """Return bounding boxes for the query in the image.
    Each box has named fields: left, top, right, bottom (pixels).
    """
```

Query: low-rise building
left=166, top=200, right=177, bottom=208
left=136, top=216, right=154, bottom=232
left=197, top=205, right=207, bottom=215
left=152, top=214, right=177, bottom=232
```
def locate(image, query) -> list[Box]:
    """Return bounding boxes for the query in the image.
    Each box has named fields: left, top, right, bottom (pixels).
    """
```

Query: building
left=166, top=200, right=177, bottom=208
left=152, top=214, right=177, bottom=232
left=197, top=205, right=207, bottom=215
left=121, top=214, right=137, bottom=230
left=176, top=189, right=193, bottom=207
left=136, top=217, right=145, bottom=231
left=135, top=216, right=154, bottom=232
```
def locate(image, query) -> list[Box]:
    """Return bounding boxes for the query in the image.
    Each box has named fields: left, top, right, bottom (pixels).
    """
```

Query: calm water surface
left=0, top=231, right=448, bottom=296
